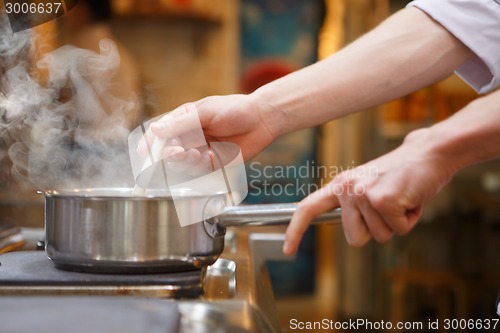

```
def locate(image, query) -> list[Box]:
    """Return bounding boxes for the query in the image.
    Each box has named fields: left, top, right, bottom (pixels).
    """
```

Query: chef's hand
left=138, top=94, right=281, bottom=173
left=283, top=129, right=455, bottom=255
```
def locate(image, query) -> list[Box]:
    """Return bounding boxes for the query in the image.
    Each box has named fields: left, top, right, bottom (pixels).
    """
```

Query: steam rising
left=0, top=11, right=137, bottom=191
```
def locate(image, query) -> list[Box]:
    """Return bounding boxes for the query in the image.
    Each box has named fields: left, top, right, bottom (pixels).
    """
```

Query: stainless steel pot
left=43, top=188, right=341, bottom=273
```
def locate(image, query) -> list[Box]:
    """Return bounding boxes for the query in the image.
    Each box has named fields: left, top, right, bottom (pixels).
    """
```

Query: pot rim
left=39, top=187, right=227, bottom=200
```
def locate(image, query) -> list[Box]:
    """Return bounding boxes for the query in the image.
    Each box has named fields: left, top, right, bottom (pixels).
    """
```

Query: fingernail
left=151, top=122, right=168, bottom=133
left=167, top=138, right=181, bottom=146
left=282, top=242, right=293, bottom=255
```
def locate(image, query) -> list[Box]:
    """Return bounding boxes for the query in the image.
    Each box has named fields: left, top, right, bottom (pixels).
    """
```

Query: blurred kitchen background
left=1, top=0, right=499, bottom=332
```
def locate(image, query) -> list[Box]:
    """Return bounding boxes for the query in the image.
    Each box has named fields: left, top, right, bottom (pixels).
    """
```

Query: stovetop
left=0, top=230, right=289, bottom=333
left=0, top=251, right=203, bottom=298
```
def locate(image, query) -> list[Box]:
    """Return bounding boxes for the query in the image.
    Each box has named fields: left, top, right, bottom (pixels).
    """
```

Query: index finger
left=150, top=103, right=206, bottom=149
left=283, top=185, right=340, bottom=255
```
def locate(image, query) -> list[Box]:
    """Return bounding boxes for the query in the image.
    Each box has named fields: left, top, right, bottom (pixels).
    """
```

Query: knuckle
left=333, top=172, right=350, bottom=186
left=333, top=174, right=365, bottom=199
left=295, top=203, right=314, bottom=220
left=366, top=191, right=392, bottom=212
left=367, top=193, right=384, bottom=207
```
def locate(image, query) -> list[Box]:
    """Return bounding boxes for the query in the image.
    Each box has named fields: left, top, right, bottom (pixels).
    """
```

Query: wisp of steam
left=0, top=10, right=138, bottom=192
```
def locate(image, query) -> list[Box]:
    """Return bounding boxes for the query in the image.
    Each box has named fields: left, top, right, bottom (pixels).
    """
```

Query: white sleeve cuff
left=408, top=0, right=500, bottom=94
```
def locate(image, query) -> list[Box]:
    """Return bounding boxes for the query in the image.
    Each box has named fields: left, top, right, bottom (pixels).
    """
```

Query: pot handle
left=218, top=203, right=341, bottom=227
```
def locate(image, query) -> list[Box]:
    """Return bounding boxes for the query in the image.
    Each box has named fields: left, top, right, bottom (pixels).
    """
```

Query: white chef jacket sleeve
left=407, top=0, right=500, bottom=94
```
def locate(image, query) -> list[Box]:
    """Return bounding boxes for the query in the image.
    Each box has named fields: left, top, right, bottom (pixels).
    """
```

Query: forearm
left=251, top=7, right=473, bottom=136
left=418, top=89, right=500, bottom=175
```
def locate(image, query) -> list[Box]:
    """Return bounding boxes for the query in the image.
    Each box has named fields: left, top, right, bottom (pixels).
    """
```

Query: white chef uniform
left=408, top=0, right=500, bottom=94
